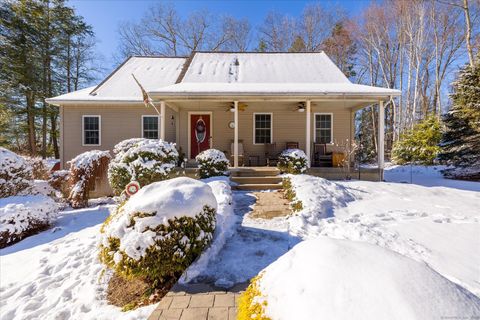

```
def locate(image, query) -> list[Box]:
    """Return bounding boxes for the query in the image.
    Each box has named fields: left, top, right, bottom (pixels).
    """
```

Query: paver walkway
left=147, top=282, right=247, bottom=320
left=148, top=190, right=295, bottom=320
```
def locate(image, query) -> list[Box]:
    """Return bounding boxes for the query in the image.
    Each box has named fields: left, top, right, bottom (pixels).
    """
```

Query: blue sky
left=69, top=0, right=371, bottom=75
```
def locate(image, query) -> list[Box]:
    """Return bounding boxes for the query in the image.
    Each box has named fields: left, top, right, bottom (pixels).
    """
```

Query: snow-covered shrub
left=0, top=195, right=58, bottom=248
left=277, top=149, right=308, bottom=174
left=68, top=150, right=111, bottom=208
left=108, top=138, right=178, bottom=195
left=0, top=147, right=33, bottom=198
left=23, top=156, right=50, bottom=180
left=49, top=170, right=70, bottom=198
left=195, top=149, right=229, bottom=179
left=99, top=177, right=217, bottom=287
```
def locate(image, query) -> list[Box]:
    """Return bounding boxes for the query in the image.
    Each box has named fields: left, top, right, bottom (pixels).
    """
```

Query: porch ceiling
left=166, top=98, right=380, bottom=111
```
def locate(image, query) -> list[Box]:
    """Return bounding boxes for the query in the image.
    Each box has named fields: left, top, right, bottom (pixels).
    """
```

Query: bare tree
left=117, top=3, right=239, bottom=59
left=299, top=4, right=340, bottom=51
left=258, top=11, right=296, bottom=52
left=221, top=16, right=251, bottom=51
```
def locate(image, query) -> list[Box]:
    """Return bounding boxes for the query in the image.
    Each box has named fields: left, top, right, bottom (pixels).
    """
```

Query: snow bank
left=180, top=176, right=235, bottom=283
left=257, top=238, right=480, bottom=320
left=0, top=147, right=33, bottom=197
left=286, top=174, right=356, bottom=236
left=103, top=177, right=217, bottom=260
left=0, top=204, right=156, bottom=320
left=0, top=195, right=58, bottom=247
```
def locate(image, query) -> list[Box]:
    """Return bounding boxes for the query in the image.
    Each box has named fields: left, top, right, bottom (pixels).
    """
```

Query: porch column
left=160, top=101, right=166, bottom=140
left=377, top=100, right=385, bottom=178
left=305, top=100, right=311, bottom=167
left=234, top=101, right=239, bottom=168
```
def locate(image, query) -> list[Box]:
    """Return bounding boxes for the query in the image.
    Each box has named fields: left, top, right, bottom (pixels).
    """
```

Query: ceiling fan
left=226, top=102, right=248, bottom=112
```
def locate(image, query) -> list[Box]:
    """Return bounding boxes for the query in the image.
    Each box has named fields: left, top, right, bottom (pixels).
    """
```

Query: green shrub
left=107, top=138, right=178, bottom=195
left=195, top=149, right=229, bottom=179
left=282, top=177, right=303, bottom=212
left=99, top=177, right=217, bottom=288
left=278, top=149, right=308, bottom=174
left=392, top=116, right=442, bottom=165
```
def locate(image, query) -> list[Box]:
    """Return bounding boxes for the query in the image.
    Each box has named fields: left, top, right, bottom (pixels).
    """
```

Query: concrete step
left=230, top=176, right=283, bottom=184
left=232, top=183, right=283, bottom=190
left=231, top=168, right=280, bottom=177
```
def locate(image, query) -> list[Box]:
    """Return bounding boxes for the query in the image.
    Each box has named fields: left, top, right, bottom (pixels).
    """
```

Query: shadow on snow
left=0, top=205, right=110, bottom=256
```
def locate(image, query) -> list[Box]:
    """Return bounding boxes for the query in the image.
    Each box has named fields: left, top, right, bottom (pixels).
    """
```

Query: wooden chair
left=312, top=143, right=333, bottom=167
left=230, top=141, right=245, bottom=166
left=285, top=141, right=299, bottom=149
left=265, top=143, right=279, bottom=166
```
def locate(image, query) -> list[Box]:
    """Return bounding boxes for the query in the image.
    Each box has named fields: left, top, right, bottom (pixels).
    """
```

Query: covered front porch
left=154, top=96, right=388, bottom=180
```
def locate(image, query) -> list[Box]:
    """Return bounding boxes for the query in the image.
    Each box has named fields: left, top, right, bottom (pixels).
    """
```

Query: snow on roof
left=46, top=56, right=186, bottom=104
left=47, top=52, right=400, bottom=104
left=150, top=82, right=401, bottom=96
left=180, top=52, right=350, bottom=83
left=150, top=52, right=400, bottom=97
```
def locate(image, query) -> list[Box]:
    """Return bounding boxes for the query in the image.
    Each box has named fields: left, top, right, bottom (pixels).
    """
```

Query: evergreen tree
left=0, top=0, right=97, bottom=157
left=391, top=116, right=442, bottom=165
left=438, top=53, right=480, bottom=180
left=322, top=22, right=357, bottom=78
left=289, top=35, right=306, bottom=52
left=255, top=39, right=267, bottom=52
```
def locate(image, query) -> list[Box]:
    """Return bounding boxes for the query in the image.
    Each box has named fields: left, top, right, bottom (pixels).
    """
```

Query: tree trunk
left=26, top=92, right=37, bottom=156
left=463, top=0, right=474, bottom=67
left=50, top=112, right=59, bottom=159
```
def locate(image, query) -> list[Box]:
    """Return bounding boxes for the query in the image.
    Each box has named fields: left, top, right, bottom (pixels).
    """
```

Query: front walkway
left=148, top=190, right=295, bottom=320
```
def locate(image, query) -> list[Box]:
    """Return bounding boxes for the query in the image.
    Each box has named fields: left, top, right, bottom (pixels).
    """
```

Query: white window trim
left=141, top=115, right=160, bottom=139
left=313, top=113, right=334, bottom=144
left=253, top=112, right=273, bottom=145
left=82, top=115, right=101, bottom=146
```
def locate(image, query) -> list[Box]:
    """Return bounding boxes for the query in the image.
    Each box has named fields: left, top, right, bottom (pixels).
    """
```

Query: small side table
left=248, top=155, right=260, bottom=167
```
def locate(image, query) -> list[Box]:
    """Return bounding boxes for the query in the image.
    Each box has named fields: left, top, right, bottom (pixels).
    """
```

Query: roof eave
left=148, top=91, right=400, bottom=101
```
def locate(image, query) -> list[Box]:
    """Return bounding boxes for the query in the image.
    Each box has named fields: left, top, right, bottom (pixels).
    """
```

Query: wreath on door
left=195, top=117, right=206, bottom=143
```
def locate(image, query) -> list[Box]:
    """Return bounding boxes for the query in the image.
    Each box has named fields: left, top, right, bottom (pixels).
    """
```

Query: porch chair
left=265, top=143, right=279, bottom=166
left=230, top=140, right=245, bottom=166
left=312, top=143, right=333, bottom=167
left=285, top=141, right=299, bottom=149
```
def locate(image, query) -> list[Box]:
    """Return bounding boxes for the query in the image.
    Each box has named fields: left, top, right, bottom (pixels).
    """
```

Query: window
left=315, top=114, right=332, bottom=144
left=254, top=113, right=272, bottom=144
left=142, top=116, right=159, bottom=139
left=83, top=115, right=100, bottom=145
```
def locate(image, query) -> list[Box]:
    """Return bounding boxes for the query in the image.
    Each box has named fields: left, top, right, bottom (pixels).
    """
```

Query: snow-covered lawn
left=0, top=178, right=232, bottom=320
left=1, top=166, right=479, bottom=319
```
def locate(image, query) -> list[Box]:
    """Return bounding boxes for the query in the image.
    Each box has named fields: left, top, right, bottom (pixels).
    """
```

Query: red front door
left=190, top=114, right=211, bottom=158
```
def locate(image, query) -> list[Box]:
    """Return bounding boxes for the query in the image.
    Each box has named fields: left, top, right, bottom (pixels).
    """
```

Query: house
left=46, top=51, right=400, bottom=195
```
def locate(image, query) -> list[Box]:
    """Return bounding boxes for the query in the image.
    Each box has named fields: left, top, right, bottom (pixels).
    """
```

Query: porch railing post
left=306, top=100, right=311, bottom=167
left=160, top=101, right=166, bottom=140
left=378, top=100, right=385, bottom=179
left=234, top=101, right=239, bottom=168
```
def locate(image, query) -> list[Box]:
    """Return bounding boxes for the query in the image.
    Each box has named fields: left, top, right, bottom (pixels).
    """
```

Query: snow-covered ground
left=286, top=166, right=480, bottom=297
left=181, top=190, right=295, bottom=288
left=0, top=179, right=231, bottom=320
left=1, top=166, right=479, bottom=319
left=259, top=238, right=480, bottom=320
